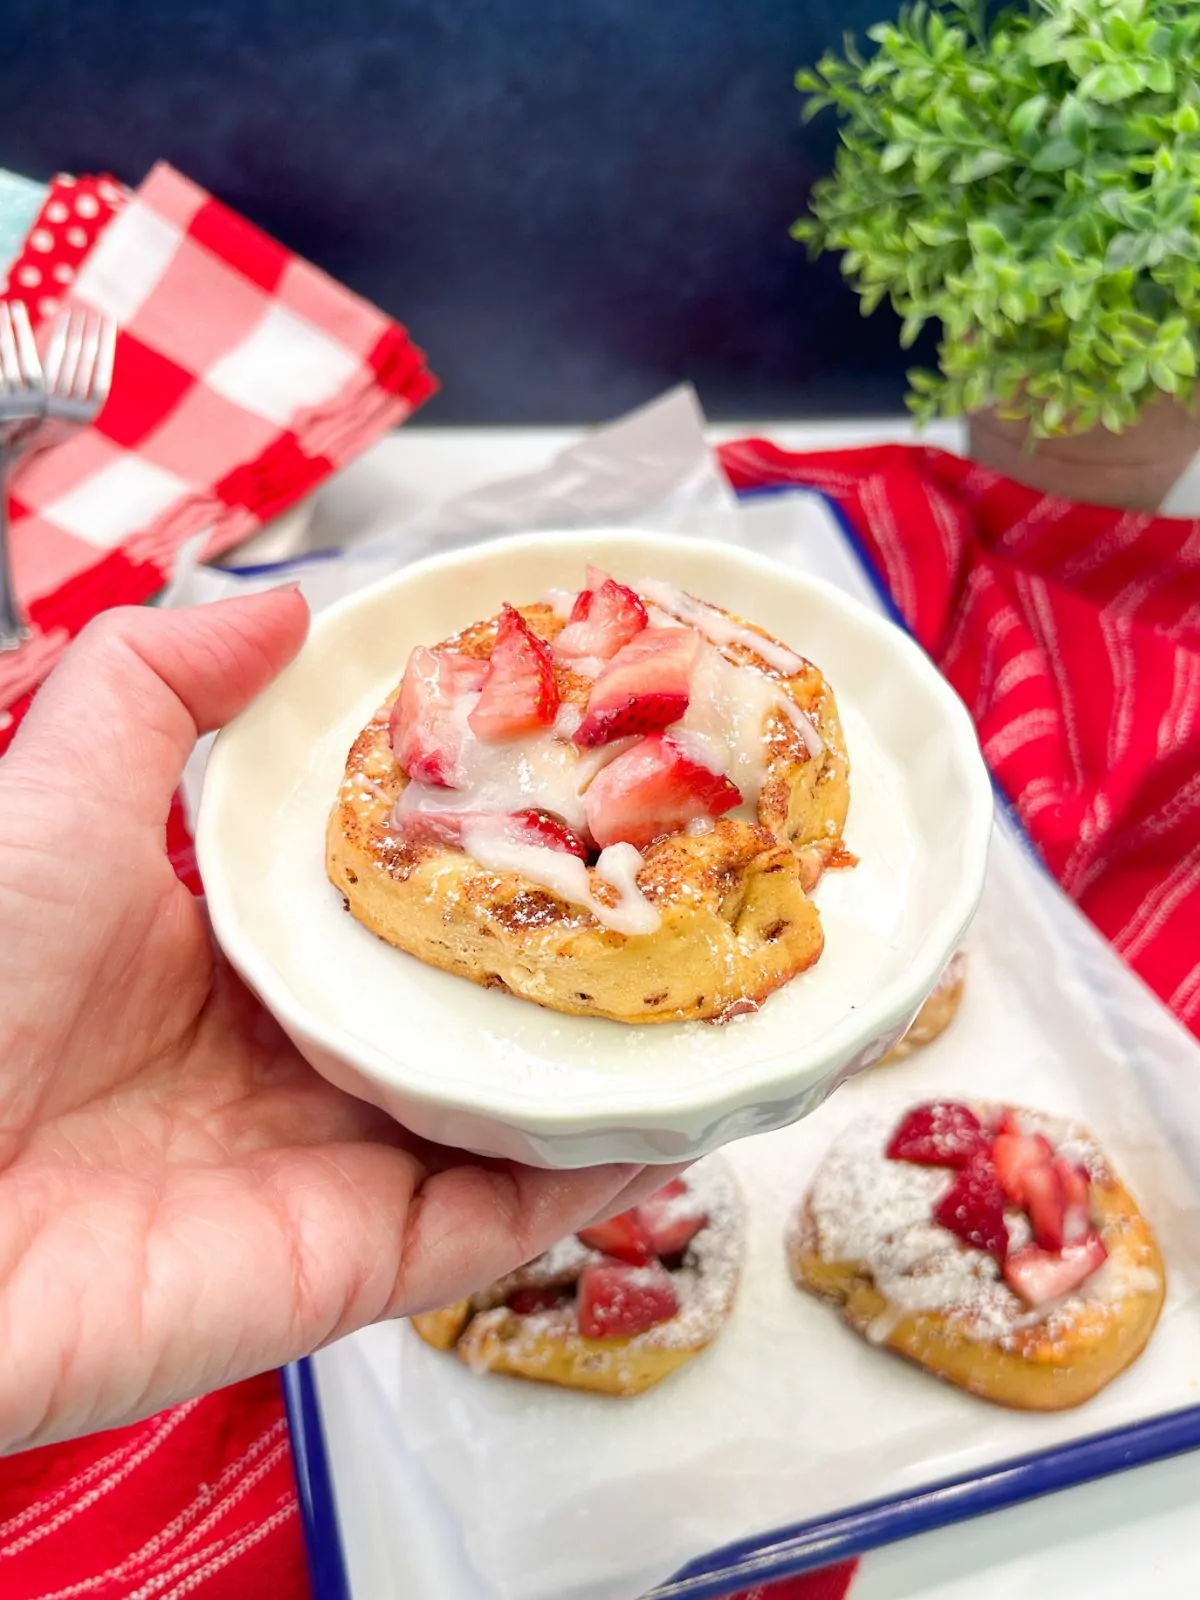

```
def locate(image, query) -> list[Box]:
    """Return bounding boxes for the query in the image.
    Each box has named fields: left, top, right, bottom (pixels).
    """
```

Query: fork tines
left=0, top=301, right=44, bottom=396
left=45, top=305, right=116, bottom=406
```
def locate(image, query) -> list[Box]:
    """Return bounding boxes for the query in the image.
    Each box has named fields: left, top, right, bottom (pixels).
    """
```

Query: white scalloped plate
left=197, top=529, right=992, bottom=1167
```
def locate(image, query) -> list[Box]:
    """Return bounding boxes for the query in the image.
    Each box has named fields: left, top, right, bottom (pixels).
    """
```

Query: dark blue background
left=2, top=1, right=937, bottom=421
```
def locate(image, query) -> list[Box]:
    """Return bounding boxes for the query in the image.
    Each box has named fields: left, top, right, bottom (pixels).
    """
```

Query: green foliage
left=793, top=0, right=1200, bottom=435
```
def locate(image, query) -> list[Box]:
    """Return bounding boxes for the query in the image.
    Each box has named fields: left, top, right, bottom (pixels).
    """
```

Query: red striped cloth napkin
left=0, top=161, right=435, bottom=755
left=719, top=439, right=1200, bottom=1039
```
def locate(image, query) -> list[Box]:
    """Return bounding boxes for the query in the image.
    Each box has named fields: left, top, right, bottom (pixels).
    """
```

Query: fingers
left=583, top=1162, right=690, bottom=1222
left=383, top=1160, right=648, bottom=1316
left=6, top=589, right=309, bottom=827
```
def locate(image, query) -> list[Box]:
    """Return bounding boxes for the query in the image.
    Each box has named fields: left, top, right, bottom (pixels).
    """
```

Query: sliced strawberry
left=556, top=577, right=648, bottom=661
left=992, top=1129, right=1055, bottom=1209
left=574, top=628, right=701, bottom=746
left=439, top=654, right=490, bottom=695
left=1057, top=1159, right=1092, bottom=1244
left=1059, top=1161, right=1090, bottom=1204
left=933, top=1152, right=1009, bottom=1261
left=577, top=1260, right=679, bottom=1339
left=638, top=1178, right=707, bottom=1257
left=389, top=647, right=486, bottom=787
left=507, top=1286, right=571, bottom=1316
left=1004, top=1234, right=1108, bottom=1308
left=1024, top=1160, right=1067, bottom=1252
left=584, top=735, right=741, bottom=850
left=885, top=1103, right=990, bottom=1169
left=392, top=808, right=588, bottom=858
left=509, top=809, right=590, bottom=857
left=391, top=809, right=468, bottom=849
left=468, top=605, right=560, bottom=741
left=577, top=1210, right=654, bottom=1265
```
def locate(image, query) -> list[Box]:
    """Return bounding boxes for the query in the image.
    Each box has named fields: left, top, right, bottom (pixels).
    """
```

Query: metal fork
left=0, top=303, right=115, bottom=650
left=42, top=306, right=117, bottom=429
left=0, top=301, right=47, bottom=650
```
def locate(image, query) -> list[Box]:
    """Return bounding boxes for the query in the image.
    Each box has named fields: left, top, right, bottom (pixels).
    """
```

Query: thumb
left=6, top=589, right=309, bottom=826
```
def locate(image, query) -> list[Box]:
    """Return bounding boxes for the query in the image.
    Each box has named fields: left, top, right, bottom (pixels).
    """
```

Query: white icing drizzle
left=542, top=587, right=579, bottom=620
left=390, top=578, right=824, bottom=903
left=639, top=578, right=806, bottom=676
left=777, top=694, right=824, bottom=760
left=668, top=726, right=727, bottom=774
left=460, top=825, right=661, bottom=936
left=396, top=724, right=627, bottom=835
left=669, top=644, right=819, bottom=803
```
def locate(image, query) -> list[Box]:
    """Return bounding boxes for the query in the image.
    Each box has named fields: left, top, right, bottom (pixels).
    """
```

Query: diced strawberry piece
left=574, top=628, right=701, bottom=746
left=392, top=808, right=588, bottom=858
left=577, top=1260, right=679, bottom=1339
left=996, top=1108, right=1041, bottom=1138
left=510, top=809, right=590, bottom=857
left=1004, top=1234, right=1108, bottom=1308
left=389, top=647, right=486, bottom=787
left=577, top=1209, right=654, bottom=1265
left=507, top=1286, right=570, bottom=1316
left=556, top=577, right=648, bottom=661
left=391, top=810, right=468, bottom=849
left=885, top=1102, right=990, bottom=1169
left=638, top=1178, right=707, bottom=1257
left=933, top=1152, right=1009, bottom=1261
left=468, top=605, right=560, bottom=741
left=1058, top=1160, right=1090, bottom=1208
left=992, top=1129, right=1056, bottom=1208
left=1024, top=1160, right=1067, bottom=1252
left=584, top=735, right=741, bottom=850
left=1057, top=1159, right=1092, bottom=1244
left=439, top=654, right=490, bottom=695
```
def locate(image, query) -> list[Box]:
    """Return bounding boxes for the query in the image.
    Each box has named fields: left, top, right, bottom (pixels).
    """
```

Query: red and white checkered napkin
left=0, top=161, right=436, bottom=755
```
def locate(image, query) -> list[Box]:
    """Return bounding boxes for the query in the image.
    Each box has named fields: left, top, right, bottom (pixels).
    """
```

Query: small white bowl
left=197, top=529, right=992, bottom=1169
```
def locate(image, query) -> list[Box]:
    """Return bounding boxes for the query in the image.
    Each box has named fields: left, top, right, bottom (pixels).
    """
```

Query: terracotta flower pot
left=967, top=397, right=1200, bottom=510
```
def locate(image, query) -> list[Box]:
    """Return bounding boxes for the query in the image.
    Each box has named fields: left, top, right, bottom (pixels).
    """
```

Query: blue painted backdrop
left=2, top=0, right=937, bottom=421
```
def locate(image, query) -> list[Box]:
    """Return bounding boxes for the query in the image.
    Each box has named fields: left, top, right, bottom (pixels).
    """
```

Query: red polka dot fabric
left=1, top=173, right=128, bottom=323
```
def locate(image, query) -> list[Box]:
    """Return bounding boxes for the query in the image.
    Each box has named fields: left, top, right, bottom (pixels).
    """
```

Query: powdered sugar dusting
left=462, top=1157, right=743, bottom=1369
left=803, top=1106, right=1137, bottom=1345
left=481, top=1235, right=594, bottom=1306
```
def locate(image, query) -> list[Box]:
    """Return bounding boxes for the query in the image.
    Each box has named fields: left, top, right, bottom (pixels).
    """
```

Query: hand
left=0, top=591, right=659, bottom=1450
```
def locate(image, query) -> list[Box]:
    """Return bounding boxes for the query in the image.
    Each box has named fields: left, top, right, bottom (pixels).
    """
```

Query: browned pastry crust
left=327, top=597, right=850, bottom=1023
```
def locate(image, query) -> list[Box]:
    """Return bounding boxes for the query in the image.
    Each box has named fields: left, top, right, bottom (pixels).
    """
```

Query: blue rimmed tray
left=280, top=484, right=1200, bottom=1599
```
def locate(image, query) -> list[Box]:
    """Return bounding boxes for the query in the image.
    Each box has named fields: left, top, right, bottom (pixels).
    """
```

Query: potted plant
left=792, top=0, right=1200, bottom=509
